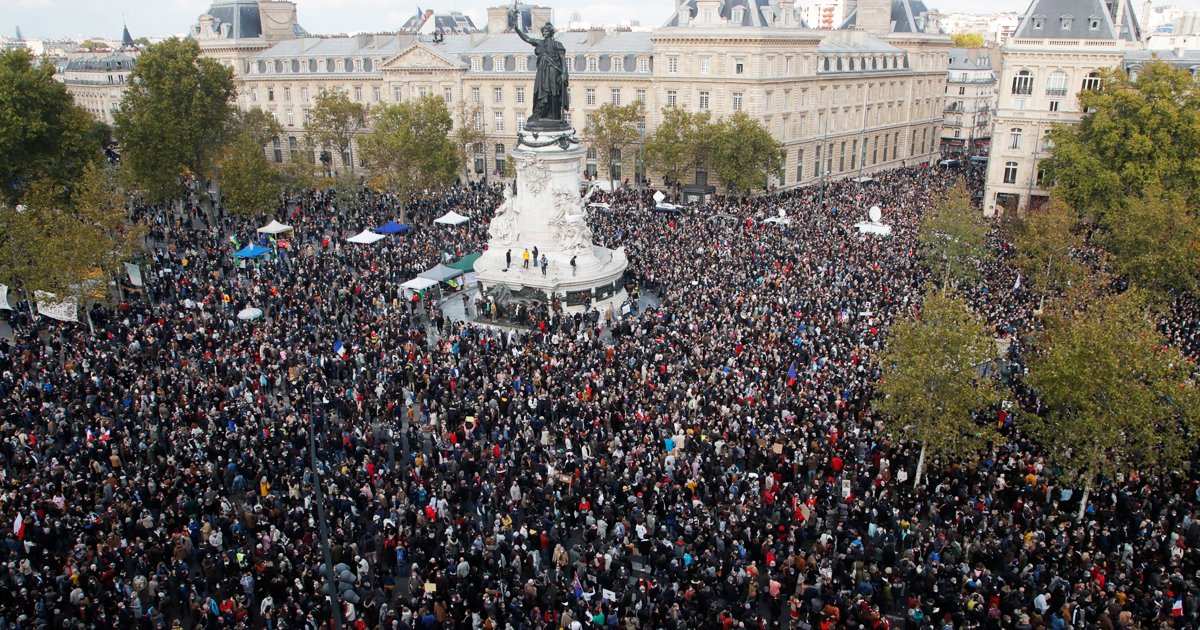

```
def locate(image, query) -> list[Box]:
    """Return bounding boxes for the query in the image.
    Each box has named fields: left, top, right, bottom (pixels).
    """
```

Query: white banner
left=34, top=291, right=78, bottom=322
left=125, top=263, right=144, bottom=287
left=0, top=285, right=9, bottom=310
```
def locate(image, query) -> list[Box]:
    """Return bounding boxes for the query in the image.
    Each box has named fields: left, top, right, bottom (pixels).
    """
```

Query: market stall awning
left=418, top=264, right=465, bottom=282
left=433, top=211, right=470, bottom=225
left=233, top=245, right=271, bottom=258
left=374, top=221, right=410, bottom=234
left=257, top=220, right=293, bottom=234
left=447, top=253, right=481, bottom=271
left=346, top=229, right=386, bottom=244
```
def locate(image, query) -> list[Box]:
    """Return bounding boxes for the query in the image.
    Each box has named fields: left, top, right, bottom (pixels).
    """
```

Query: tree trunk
left=914, top=444, right=927, bottom=487
left=1076, top=482, right=1090, bottom=521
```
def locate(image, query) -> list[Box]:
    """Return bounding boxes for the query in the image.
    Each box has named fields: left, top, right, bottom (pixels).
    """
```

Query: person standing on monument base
left=506, top=248, right=512, bottom=271
left=522, top=248, right=530, bottom=269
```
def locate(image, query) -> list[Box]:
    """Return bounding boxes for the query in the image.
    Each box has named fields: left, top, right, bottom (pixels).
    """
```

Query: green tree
left=227, top=108, right=283, bottom=149
left=1010, top=198, right=1094, bottom=310
left=875, top=292, right=1002, bottom=486
left=1099, top=191, right=1200, bottom=296
left=582, top=101, right=644, bottom=191
left=1042, top=60, right=1200, bottom=220
left=0, top=163, right=141, bottom=298
left=279, top=161, right=320, bottom=196
left=358, top=96, right=459, bottom=220
left=1026, top=290, right=1200, bottom=518
left=453, top=101, right=490, bottom=179
left=217, top=133, right=281, bottom=218
left=114, top=37, right=236, bottom=201
left=919, top=182, right=991, bottom=290
left=951, top=33, right=984, bottom=48
left=0, top=49, right=98, bottom=204
left=710, top=111, right=784, bottom=195
left=305, top=90, right=367, bottom=174
left=77, top=39, right=107, bottom=51
left=645, top=108, right=714, bottom=192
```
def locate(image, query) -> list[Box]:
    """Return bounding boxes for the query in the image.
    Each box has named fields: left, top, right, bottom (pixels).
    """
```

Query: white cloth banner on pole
left=125, top=263, right=144, bottom=287
left=0, top=285, right=9, bottom=310
left=34, top=291, right=79, bottom=322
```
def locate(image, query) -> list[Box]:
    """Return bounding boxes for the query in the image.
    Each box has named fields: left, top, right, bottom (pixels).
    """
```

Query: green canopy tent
left=447, top=253, right=482, bottom=272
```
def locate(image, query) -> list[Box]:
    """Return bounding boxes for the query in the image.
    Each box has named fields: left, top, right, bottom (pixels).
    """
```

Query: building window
left=609, top=149, right=622, bottom=180
left=516, top=87, right=525, bottom=104
left=267, top=87, right=275, bottom=102
left=354, top=86, right=362, bottom=101
left=286, top=109, right=294, bottom=126
left=611, top=89, right=621, bottom=105
left=1089, top=16, right=1101, bottom=30
left=1049, top=100, right=1060, bottom=112
left=613, top=57, right=624, bottom=72
left=1003, top=161, right=1018, bottom=184
left=814, top=145, right=821, bottom=175
left=517, top=56, right=528, bottom=72
left=394, top=87, right=402, bottom=101
left=250, top=89, right=258, bottom=103
left=1060, top=16, right=1073, bottom=30
left=667, top=57, right=678, bottom=73
left=471, top=57, right=482, bottom=72
left=1082, top=71, right=1102, bottom=92
left=283, top=86, right=291, bottom=101
left=700, top=58, right=710, bottom=74
left=473, top=112, right=483, bottom=130
left=839, top=141, right=846, bottom=171
left=473, top=143, right=485, bottom=173
left=1012, top=70, right=1033, bottom=95
left=444, top=87, right=453, bottom=103
left=796, top=149, right=803, bottom=181
left=638, top=57, right=649, bottom=73
left=587, top=57, right=598, bottom=72
left=1009, top=128, right=1022, bottom=150
left=698, top=91, right=709, bottom=110
left=735, top=62, right=744, bottom=75
left=472, top=87, right=481, bottom=103
left=272, top=137, right=282, bottom=163
left=732, top=92, right=743, bottom=111
left=301, top=87, right=309, bottom=101
left=419, top=87, right=428, bottom=98
left=495, top=143, right=505, bottom=165
left=494, top=87, right=503, bottom=103
left=1046, top=71, right=1068, bottom=96
left=586, top=88, right=596, bottom=105
left=636, top=89, right=646, bottom=103
left=494, top=112, right=504, bottom=132
left=666, top=90, right=677, bottom=107
left=1032, top=15, right=1045, bottom=29
left=372, top=86, right=380, bottom=102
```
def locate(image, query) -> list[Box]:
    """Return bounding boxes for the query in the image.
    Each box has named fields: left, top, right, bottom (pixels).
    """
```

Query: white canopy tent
left=433, top=211, right=470, bottom=225
left=0, top=285, right=9, bottom=310
left=401, top=277, right=439, bottom=292
left=346, top=229, right=387, bottom=244
left=257, top=220, right=294, bottom=235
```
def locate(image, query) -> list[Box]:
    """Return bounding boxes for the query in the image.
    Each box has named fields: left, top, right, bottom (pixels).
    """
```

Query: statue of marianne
left=509, top=8, right=570, bottom=129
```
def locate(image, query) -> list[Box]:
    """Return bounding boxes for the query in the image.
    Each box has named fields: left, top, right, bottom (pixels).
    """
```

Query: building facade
left=939, top=47, right=995, bottom=157
left=57, top=27, right=140, bottom=126
left=983, top=0, right=1141, bottom=215
left=174, top=0, right=949, bottom=191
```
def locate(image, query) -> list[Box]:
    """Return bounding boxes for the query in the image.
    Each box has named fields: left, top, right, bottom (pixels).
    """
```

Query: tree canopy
left=918, top=181, right=991, bottom=289
left=0, top=49, right=98, bottom=204
left=305, top=90, right=368, bottom=173
left=114, top=37, right=236, bottom=201
left=1025, top=290, right=1200, bottom=491
left=452, top=101, right=490, bottom=179
left=1099, top=191, right=1200, bottom=296
left=875, top=292, right=1002, bottom=483
left=1042, top=60, right=1200, bottom=219
left=582, top=102, right=644, bottom=191
left=710, top=111, right=784, bottom=195
left=357, top=96, right=459, bottom=215
left=645, top=108, right=714, bottom=191
left=217, top=133, right=281, bottom=219
left=951, top=33, right=984, bottom=48
left=1009, top=198, right=1094, bottom=307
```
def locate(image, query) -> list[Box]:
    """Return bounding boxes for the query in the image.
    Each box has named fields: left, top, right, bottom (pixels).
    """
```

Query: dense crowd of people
left=0, top=164, right=1198, bottom=630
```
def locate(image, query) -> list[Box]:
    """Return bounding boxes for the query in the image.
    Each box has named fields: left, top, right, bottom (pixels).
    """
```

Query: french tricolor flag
left=334, top=340, right=346, bottom=358
left=13, top=513, right=25, bottom=540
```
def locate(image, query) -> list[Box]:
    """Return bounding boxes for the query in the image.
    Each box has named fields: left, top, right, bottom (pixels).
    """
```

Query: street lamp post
left=306, top=383, right=345, bottom=630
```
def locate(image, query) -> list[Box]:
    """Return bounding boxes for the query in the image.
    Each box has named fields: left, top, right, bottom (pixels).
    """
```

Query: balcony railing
left=1045, top=87, right=1068, bottom=96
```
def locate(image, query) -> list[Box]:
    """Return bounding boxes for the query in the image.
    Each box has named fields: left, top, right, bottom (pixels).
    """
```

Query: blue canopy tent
left=374, top=221, right=410, bottom=234
left=233, top=245, right=271, bottom=259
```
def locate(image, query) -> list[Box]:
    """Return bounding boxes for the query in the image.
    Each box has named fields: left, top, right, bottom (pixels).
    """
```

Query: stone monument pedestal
left=474, top=128, right=628, bottom=315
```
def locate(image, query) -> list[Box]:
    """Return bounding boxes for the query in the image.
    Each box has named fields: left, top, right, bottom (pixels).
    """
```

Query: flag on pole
left=572, top=574, right=584, bottom=598
left=1172, top=598, right=1183, bottom=617
left=787, top=363, right=797, bottom=387
left=86, top=428, right=95, bottom=443
left=334, top=340, right=346, bottom=358
left=12, top=513, right=25, bottom=540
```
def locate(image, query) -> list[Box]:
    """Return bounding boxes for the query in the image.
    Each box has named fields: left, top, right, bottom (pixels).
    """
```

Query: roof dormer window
left=1032, top=15, right=1045, bottom=29
left=1089, top=15, right=1101, bottom=30
left=1061, top=16, right=1073, bottom=30
left=732, top=7, right=744, bottom=23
